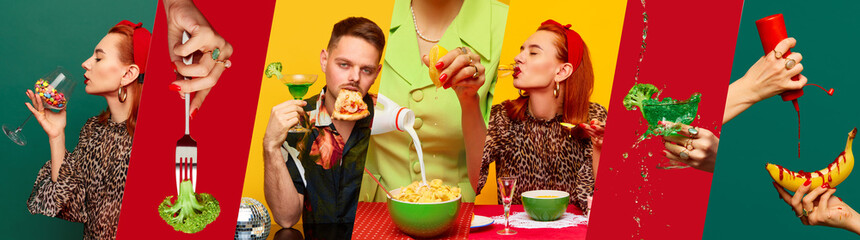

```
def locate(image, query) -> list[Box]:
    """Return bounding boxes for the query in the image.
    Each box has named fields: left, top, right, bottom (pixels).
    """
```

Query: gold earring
left=518, top=89, right=529, bottom=97
left=118, top=86, right=128, bottom=103
left=553, top=82, right=560, bottom=97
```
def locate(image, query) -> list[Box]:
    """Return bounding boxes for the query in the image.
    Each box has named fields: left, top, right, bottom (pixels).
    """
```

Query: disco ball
left=235, top=197, right=272, bottom=240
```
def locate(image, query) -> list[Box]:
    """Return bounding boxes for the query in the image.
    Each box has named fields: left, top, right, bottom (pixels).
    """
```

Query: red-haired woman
left=25, top=21, right=150, bottom=240
left=467, top=20, right=606, bottom=213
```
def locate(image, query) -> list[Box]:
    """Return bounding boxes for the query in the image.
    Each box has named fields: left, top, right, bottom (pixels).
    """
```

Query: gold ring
left=773, top=50, right=784, bottom=59
left=458, top=47, right=470, bottom=55
left=785, top=57, right=797, bottom=70
left=470, top=65, right=479, bottom=79
left=679, top=149, right=690, bottom=160
left=685, top=139, right=695, bottom=150
left=216, top=59, right=232, bottom=68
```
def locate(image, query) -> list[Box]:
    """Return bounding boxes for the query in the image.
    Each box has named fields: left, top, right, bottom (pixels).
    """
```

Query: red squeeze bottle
left=755, top=14, right=803, bottom=111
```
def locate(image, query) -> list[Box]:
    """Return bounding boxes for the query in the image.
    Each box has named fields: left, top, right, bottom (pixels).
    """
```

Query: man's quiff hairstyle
left=327, top=17, right=385, bottom=58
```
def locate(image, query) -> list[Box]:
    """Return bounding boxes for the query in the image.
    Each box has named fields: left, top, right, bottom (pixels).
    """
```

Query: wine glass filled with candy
left=3, top=66, right=76, bottom=146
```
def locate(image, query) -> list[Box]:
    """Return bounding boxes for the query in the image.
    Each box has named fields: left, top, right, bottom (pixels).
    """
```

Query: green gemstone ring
left=211, top=48, right=220, bottom=60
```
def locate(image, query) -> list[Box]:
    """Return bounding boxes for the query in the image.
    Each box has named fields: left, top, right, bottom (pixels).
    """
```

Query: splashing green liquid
left=624, top=83, right=701, bottom=140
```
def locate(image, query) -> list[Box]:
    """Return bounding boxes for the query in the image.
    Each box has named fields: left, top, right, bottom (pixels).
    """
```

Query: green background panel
left=705, top=1, right=860, bottom=239
left=0, top=1, right=155, bottom=239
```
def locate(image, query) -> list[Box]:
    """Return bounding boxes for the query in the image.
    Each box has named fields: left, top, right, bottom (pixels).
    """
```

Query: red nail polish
left=803, top=179, right=812, bottom=186
left=439, top=73, right=448, bottom=84
left=169, top=84, right=181, bottom=92
left=838, top=197, right=843, bottom=201
left=663, top=151, right=668, bottom=157
left=435, top=61, right=445, bottom=70
left=191, top=108, right=198, bottom=120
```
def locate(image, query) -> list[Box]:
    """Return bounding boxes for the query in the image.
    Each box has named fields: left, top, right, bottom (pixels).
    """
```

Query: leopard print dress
left=27, top=116, right=133, bottom=240
left=476, top=102, right=607, bottom=213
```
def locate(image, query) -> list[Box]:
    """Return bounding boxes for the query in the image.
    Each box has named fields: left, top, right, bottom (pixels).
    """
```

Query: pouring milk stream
left=372, top=94, right=428, bottom=187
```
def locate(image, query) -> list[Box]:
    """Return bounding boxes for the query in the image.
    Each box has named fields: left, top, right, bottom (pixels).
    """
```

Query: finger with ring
left=679, top=149, right=690, bottom=160
left=785, top=57, right=797, bottom=70
left=687, top=127, right=699, bottom=137
left=773, top=50, right=784, bottom=59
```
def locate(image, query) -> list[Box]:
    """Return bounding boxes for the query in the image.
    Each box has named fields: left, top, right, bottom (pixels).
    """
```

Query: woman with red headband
left=24, top=21, right=150, bottom=240
left=468, top=20, right=606, bottom=214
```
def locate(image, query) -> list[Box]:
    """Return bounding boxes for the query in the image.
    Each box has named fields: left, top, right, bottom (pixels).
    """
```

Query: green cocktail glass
left=279, top=74, right=317, bottom=133
left=639, top=93, right=701, bottom=169
left=640, top=93, right=701, bottom=137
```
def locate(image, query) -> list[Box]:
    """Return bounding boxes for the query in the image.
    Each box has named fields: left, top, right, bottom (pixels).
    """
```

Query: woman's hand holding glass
left=24, top=90, right=67, bottom=140
left=660, top=121, right=718, bottom=173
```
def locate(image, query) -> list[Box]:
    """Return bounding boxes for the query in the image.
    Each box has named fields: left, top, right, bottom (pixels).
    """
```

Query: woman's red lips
left=84, top=76, right=90, bottom=85
left=512, top=66, right=522, bottom=78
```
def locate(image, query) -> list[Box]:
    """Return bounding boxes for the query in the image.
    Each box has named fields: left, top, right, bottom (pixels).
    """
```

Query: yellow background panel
left=475, top=0, right=627, bottom=205
left=241, top=0, right=394, bottom=229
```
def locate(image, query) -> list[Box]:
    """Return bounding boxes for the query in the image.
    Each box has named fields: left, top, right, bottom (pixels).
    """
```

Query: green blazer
left=360, top=0, right=508, bottom=202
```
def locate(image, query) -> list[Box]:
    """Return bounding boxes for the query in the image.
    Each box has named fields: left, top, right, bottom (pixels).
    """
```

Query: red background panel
left=116, top=0, right=274, bottom=238
left=586, top=1, right=743, bottom=239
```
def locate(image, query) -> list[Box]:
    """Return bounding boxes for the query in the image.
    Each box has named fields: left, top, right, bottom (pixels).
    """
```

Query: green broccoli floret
left=265, top=62, right=283, bottom=79
left=623, top=83, right=660, bottom=110
left=158, top=180, right=220, bottom=234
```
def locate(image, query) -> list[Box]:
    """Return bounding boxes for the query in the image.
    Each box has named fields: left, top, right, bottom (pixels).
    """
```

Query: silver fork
left=175, top=32, right=198, bottom=193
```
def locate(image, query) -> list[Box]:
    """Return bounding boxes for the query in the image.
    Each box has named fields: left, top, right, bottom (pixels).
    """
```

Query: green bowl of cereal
left=522, top=190, right=569, bottom=221
left=387, top=181, right=462, bottom=238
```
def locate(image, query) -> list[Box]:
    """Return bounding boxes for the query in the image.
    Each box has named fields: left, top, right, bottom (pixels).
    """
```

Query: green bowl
left=387, top=187, right=461, bottom=238
left=522, top=190, right=570, bottom=221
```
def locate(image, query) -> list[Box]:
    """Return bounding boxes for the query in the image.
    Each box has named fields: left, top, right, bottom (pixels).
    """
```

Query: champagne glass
left=638, top=93, right=701, bottom=169
left=497, top=177, right=518, bottom=235
left=279, top=74, right=317, bottom=133
left=3, top=66, right=76, bottom=146
left=497, top=63, right=516, bottom=79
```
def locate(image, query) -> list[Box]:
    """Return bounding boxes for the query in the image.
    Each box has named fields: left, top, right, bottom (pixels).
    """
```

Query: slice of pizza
left=331, top=89, right=370, bottom=121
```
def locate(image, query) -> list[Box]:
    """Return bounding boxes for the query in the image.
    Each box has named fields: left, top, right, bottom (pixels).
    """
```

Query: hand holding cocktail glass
left=279, top=74, right=316, bottom=133
left=660, top=121, right=718, bottom=173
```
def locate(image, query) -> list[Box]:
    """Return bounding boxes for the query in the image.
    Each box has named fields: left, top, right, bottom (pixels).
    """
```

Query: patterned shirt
left=476, top=102, right=607, bottom=212
left=27, top=117, right=133, bottom=240
left=283, top=88, right=373, bottom=224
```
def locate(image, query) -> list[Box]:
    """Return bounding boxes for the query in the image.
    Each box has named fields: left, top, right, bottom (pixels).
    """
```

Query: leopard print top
left=27, top=116, right=133, bottom=240
left=477, top=102, right=607, bottom=212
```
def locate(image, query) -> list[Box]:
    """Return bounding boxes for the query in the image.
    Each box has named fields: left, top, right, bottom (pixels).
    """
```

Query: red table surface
left=352, top=202, right=474, bottom=240
left=469, top=204, right=587, bottom=240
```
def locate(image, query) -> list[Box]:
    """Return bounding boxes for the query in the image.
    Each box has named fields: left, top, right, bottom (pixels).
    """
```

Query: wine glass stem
left=16, top=113, right=33, bottom=131
left=504, top=203, right=510, bottom=230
